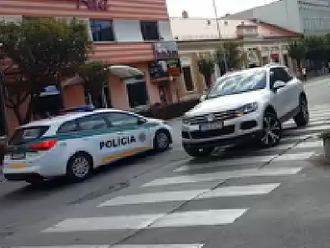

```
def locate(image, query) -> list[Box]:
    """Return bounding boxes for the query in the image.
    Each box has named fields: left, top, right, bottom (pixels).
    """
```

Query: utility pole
left=212, top=0, right=228, bottom=73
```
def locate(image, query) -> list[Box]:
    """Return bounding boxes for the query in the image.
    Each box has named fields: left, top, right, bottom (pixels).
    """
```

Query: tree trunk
left=12, top=105, right=23, bottom=125
left=204, top=75, right=212, bottom=88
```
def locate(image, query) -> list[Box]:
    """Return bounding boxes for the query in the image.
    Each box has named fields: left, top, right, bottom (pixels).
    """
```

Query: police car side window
left=57, top=120, right=78, bottom=134
left=105, top=113, right=138, bottom=127
left=78, top=114, right=108, bottom=131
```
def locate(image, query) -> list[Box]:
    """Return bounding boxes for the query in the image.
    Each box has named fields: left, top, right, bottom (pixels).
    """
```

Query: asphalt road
left=1, top=76, right=330, bottom=248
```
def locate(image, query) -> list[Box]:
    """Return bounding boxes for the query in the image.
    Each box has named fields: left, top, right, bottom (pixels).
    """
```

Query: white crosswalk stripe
left=44, top=209, right=248, bottom=232
left=14, top=245, right=204, bottom=248
left=99, top=189, right=207, bottom=207
left=99, top=183, right=280, bottom=207
left=198, top=183, right=280, bottom=198
left=144, top=167, right=303, bottom=187
left=149, top=209, right=248, bottom=228
left=174, top=152, right=313, bottom=172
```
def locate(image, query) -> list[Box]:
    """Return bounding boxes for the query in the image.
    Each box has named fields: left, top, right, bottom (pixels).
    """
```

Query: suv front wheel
left=294, top=97, right=309, bottom=127
left=259, top=111, right=282, bottom=147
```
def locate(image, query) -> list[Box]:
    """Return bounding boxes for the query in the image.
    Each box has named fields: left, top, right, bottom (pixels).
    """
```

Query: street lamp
left=212, top=0, right=228, bottom=73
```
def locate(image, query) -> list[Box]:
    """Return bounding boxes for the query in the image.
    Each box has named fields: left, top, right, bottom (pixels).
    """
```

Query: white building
left=228, top=0, right=330, bottom=36
left=170, top=17, right=301, bottom=100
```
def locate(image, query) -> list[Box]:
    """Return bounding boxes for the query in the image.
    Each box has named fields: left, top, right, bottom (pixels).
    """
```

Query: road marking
left=99, top=189, right=207, bottom=207
left=14, top=245, right=204, bottom=248
left=13, top=246, right=110, bottom=248
left=43, top=214, right=164, bottom=232
left=198, top=183, right=281, bottom=198
left=174, top=152, right=313, bottom=172
left=11, top=244, right=204, bottom=248
left=143, top=167, right=303, bottom=187
left=114, top=245, right=204, bottom=248
left=99, top=183, right=280, bottom=207
left=43, top=208, right=247, bottom=232
left=289, top=124, right=330, bottom=133
left=295, top=140, right=323, bottom=149
left=149, top=209, right=248, bottom=228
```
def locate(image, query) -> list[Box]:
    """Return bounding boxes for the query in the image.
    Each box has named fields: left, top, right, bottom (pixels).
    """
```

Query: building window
left=126, top=78, right=148, bottom=108
left=140, top=21, right=160, bottom=41
left=90, top=20, right=115, bottom=42
left=182, top=67, right=194, bottom=91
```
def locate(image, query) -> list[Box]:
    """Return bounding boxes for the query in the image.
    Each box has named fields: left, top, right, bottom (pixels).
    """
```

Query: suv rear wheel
left=294, top=97, right=309, bottom=127
left=183, top=144, right=214, bottom=157
left=260, top=111, right=282, bottom=147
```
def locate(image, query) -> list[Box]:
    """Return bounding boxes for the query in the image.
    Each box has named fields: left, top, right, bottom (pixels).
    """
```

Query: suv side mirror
left=200, top=94, right=207, bottom=102
left=273, top=81, right=286, bottom=92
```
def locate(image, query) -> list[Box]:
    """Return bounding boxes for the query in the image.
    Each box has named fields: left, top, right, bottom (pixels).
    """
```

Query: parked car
left=182, top=65, right=309, bottom=157
left=3, top=109, right=173, bottom=184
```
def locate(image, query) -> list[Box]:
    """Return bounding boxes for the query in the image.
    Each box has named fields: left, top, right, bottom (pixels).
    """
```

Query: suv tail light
left=29, top=140, right=57, bottom=151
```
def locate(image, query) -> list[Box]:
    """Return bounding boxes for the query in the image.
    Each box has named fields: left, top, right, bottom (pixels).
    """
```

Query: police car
left=3, top=109, right=173, bottom=184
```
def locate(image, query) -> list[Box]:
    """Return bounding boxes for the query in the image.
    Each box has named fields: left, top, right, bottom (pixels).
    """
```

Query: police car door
left=77, top=114, right=111, bottom=167
left=103, top=112, right=151, bottom=159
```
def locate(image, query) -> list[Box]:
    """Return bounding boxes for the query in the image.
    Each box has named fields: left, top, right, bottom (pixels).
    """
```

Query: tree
left=196, top=54, right=215, bottom=88
left=303, top=35, right=326, bottom=70
left=325, top=33, right=330, bottom=63
left=216, top=41, right=244, bottom=71
left=0, top=18, right=92, bottom=124
left=78, top=62, right=110, bottom=107
left=288, top=39, right=306, bottom=68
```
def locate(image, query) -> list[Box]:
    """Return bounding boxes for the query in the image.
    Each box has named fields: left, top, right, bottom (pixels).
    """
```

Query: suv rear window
left=9, top=126, right=49, bottom=146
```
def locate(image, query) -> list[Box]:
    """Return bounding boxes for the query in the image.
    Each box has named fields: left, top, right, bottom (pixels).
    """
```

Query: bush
left=137, top=99, right=199, bottom=120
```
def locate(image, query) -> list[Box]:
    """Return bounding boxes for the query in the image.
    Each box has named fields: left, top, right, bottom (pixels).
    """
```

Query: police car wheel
left=154, top=130, right=170, bottom=152
left=67, top=153, right=92, bottom=182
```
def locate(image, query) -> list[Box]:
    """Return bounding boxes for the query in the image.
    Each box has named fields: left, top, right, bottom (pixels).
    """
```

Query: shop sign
left=167, top=59, right=181, bottom=76
left=77, top=0, right=108, bottom=11
left=154, top=41, right=179, bottom=61
left=150, top=61, right=168, bottom=80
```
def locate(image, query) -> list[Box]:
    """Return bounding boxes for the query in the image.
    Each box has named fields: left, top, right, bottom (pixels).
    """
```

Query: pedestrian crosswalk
left=5, top=104, right=330, bottom=248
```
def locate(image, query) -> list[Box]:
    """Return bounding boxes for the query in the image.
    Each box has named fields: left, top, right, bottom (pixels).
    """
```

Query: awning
left=109, top=65, right=144, bottom=79
left=62, top=65, right=144, bottom=87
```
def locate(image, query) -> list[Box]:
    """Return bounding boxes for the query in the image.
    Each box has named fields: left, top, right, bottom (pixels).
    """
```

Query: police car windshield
left=9, top=126, right=49, bottom=146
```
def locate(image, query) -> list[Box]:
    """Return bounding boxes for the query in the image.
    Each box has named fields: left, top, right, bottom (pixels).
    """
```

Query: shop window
left=84, top=85, right=111, bottom=108
left=182, top=67, right=194, bottom=91
left=126, top=78, right=148, bottom=108
left=90, top=20, right=115, bottom=42
left=140, top=21, right=160, bottom=41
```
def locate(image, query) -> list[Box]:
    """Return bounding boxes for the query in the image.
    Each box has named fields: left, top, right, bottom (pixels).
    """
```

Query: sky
left=166, top=0, right=277, bottom=18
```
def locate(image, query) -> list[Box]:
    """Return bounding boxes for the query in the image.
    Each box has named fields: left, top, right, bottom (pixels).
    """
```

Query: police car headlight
left=235, top=102, right=258, bottom=116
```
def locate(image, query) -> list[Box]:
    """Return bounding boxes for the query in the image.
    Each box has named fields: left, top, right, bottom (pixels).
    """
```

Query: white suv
left=182, top=65, right=309, bottom=157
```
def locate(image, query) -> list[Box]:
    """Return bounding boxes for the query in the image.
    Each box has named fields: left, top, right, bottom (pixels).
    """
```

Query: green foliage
left=288, top=39, right=306, bottom=66
left=196, top=54, right=215, bottom=88
left=78, top=62, right=110, bottom=106
left=0, top=18, right=92, bottom=124
left=303, top=35, right=326, bottom=63
left=216, top=41, right=244, bottom=70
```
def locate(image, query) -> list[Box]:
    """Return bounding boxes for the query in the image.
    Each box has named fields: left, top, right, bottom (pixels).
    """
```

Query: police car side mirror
left=137, top=118, right=147, bottom=125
